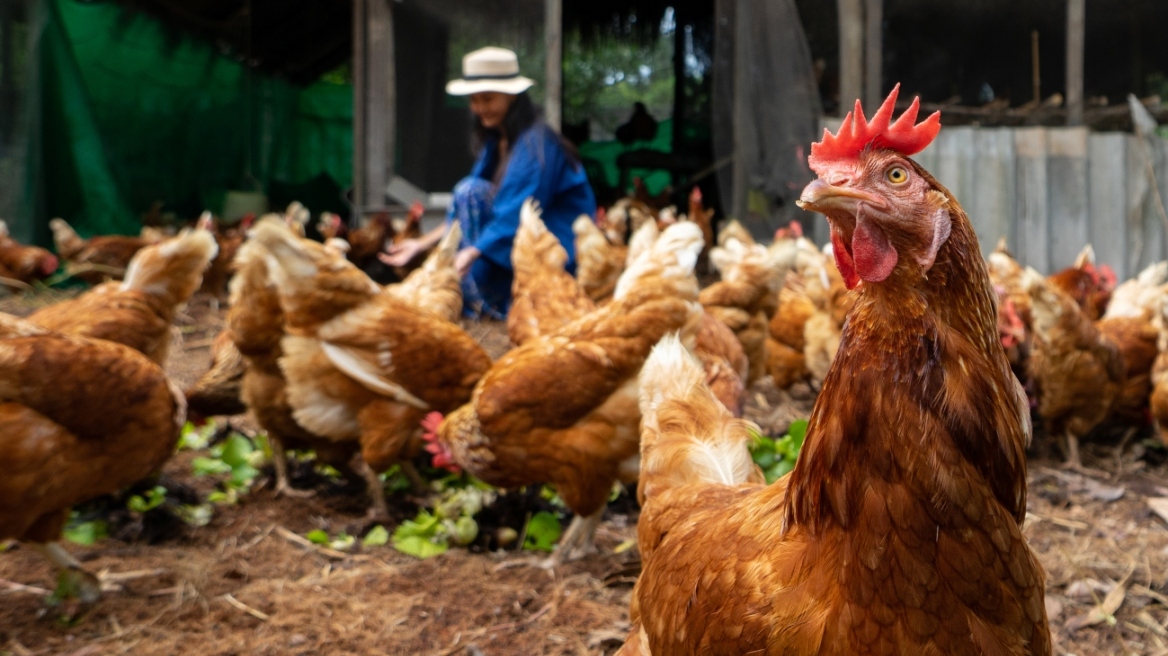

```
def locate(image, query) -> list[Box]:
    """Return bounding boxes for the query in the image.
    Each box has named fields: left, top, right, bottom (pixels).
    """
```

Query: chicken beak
left=796, top=179, right=883, bottom=214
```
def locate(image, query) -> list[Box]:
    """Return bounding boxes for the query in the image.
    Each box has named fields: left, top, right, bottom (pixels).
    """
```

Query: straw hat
left=446, top=47, right=535, bottom=96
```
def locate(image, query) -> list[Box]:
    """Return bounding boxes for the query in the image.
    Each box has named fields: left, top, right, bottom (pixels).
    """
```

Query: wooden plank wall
left=810, top=120, right=1168, bottom=279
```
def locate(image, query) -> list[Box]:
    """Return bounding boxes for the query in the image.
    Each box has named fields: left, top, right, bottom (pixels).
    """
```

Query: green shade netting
left=19, top=0, right=352, bottom=245
left=578, top=118, right=673, bottom=198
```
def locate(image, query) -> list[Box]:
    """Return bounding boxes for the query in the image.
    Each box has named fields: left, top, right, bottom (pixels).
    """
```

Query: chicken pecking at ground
left=424, top=221, right=707, bottom=565
left=50, top=218, right=154, bottom=285
left=28, top=229, right=218, bottom=368
left=0, top=312, right=185, bottom=602
left=0, top=220, right=59, bottom=286
left=209, top=219, right=467, bottom=497
left=249, top=218, right=491, bottom=518
left=508, top=199, right=597, bottom=346
left=573, top=214, right=627, bottom=303
left=227, top=239, right=349, bottom=497
left=618, top=87, right=1050, bottom=655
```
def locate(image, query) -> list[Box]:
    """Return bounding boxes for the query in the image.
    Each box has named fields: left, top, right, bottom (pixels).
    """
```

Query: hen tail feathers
left=637, top=334, right=763, bottom=503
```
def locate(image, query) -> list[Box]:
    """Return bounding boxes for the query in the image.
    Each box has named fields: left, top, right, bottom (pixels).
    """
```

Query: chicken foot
left=358, top=458, right=391, bottom=522
left=34, top=542, right=101, bottom=603
left=542, top=508, right=604, bottom=568
left=1061, top=431, right=1109, bottom=478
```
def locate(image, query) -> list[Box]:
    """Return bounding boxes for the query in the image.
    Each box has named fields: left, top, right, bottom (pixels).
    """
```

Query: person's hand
left=455, top=246, right=481, bottom=277
left=379, top=239, right=424, bottom=267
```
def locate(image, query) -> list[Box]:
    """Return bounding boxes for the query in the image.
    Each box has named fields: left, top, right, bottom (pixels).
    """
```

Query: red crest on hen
left=808, top=84, right=941, bottom=173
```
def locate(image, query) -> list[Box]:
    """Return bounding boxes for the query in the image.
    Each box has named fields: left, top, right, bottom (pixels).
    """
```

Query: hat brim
left=446, top=77, right=535, bottom=96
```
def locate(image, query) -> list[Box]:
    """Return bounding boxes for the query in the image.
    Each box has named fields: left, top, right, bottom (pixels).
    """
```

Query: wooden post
left=863, top=0, right=882, bottom=110
left=1066, top=0, right=1085, bottom=126
left=837, top=0, right=864, bottom=114
left=732, top=0, right=750, bottom=220
left=351, top=0, right=366, bottom=220
left=544, top=0, right=562, bottom=130
left=365, top=0, right=394, bottom=211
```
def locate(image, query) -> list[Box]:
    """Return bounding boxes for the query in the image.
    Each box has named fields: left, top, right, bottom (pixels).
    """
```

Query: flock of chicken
left=0, top=92, right=1159, bottom=652
left=989, top=242, right=1168, bottom=473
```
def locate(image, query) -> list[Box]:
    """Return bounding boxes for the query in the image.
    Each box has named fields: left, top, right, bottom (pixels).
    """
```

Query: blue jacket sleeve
left=474, top=128, right=561, bottom=268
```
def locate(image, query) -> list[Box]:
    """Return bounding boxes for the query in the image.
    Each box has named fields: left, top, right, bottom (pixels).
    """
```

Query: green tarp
left=17, top=0, right=353, bottom=245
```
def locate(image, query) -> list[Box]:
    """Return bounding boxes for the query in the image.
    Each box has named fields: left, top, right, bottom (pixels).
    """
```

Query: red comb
left=420, top=412, right=461, bottom=474
left=690, top=187, right=702, bottom=203
left=809, top=84, right=940, bottom=171
left=421, top=411, right=443, bottom=436
left=1097, top=264, right=1117, bottom=290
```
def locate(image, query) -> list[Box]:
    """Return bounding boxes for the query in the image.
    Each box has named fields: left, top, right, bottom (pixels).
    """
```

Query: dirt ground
left=3, top=293, right=1168, bottom=655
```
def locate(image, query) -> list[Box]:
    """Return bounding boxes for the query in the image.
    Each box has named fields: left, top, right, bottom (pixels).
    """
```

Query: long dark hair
left=471, top=92, right=580, bottom=166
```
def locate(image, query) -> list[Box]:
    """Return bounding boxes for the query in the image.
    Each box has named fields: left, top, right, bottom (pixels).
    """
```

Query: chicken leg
left=1061, top=430, right=1108, bottom=478
left=269, top=437, right=315, bottom=498
left=358, top=458, right=391, bottom=522
left=542, top=509, right=604, bottom=568
left=34, top=542, right=101, bottom=603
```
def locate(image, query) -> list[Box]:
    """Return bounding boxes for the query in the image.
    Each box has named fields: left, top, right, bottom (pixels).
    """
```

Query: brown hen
left=508, top=198, right=597, bottom=346
left=0, top=313, right=185, bottom=602
left=250, top=219, right=491, bottom=518
left=29, top=229, right=217, bottom=367
left=428, top=222, right=706, bottom=564
left=619, top=89, right=1049, bottom=655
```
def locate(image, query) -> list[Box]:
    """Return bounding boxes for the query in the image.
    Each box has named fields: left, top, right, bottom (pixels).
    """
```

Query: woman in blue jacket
left=383, top=47, right=596, bottom=319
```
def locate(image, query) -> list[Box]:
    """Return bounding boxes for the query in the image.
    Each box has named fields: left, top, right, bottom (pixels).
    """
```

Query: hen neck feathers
left=786, top=176, right=1027, bottom=534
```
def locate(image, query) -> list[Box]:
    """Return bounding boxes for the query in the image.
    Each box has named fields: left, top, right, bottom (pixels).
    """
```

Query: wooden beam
left=863, top=0, right=882, bottom=110
left=731, top=0, right=750, bottom=220
left=544, top=0, right=562, bottom=130
left=837, top=0, right=864, bottom=114
left=1066, top=0, right=1085, bottom=126
left=351, top=0, right=366, bottom=221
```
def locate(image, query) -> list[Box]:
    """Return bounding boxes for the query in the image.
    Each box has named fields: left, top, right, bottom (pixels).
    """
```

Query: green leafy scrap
left=127, top=486, right=168, bottom=514
left=62, top=513, right=107, bottom=546
left=178, top=421, right=217, bottom=451
left=191, top=432, right=267, bottom=503
left=749, top=419, right=808, bottom=484
left=391, top=486, right=494, bottom=558
left=392, top=510, right=448, bottom=559
left=362, top=525, right=389, bottom=547
left=523, top=511, right=563, bottom=552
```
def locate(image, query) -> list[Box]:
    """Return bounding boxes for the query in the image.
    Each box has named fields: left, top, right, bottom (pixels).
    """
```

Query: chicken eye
left=886, top=167, right=908, bottom=184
